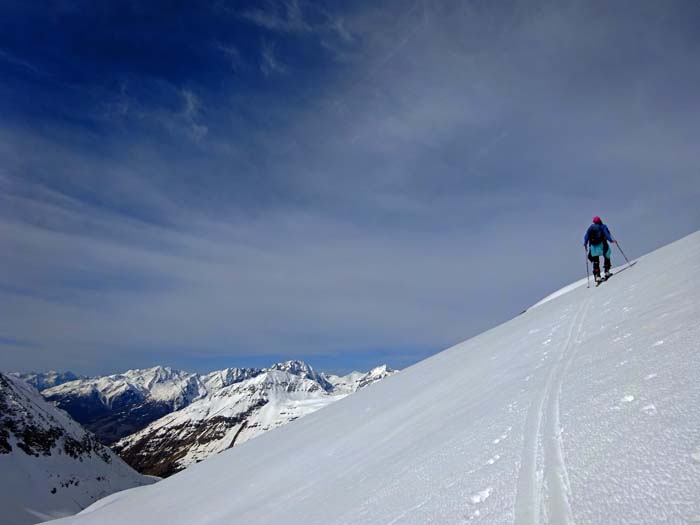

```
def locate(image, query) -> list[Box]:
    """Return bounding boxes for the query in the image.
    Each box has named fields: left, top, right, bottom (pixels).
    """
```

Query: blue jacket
left=584, top=223, right=614, bottom=247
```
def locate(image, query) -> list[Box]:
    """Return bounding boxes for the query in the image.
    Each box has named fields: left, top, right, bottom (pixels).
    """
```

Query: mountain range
left=13, top=361, right=396, bottom=478
left=111, top=362, right=395, bottom=477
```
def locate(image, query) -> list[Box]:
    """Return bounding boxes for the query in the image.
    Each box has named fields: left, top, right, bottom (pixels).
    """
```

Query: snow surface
left=48, top=231, right=700, bottom=524
left=529, top=262, right=631, bottom=309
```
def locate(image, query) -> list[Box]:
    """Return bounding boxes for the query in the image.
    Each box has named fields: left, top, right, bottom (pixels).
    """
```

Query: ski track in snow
left=515, top=299, right=590, bottom=524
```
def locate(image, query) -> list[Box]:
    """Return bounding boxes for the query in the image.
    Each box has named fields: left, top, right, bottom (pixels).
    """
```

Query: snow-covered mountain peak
left=270, top=359, right=334, bottom=391
left=201, top=367, right=264, bottom=392
left=111, top=366, right=339, bottom=477
left=42, top=367, right=208, bottom=444
left=270, top=359, right=317, bottom=377
left=120, top=366, right=191, bottom=388
left=325, top=364, right=399, bottom=394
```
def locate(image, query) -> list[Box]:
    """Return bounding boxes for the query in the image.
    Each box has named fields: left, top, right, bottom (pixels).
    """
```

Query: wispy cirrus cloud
left=216, top=43, right=243, bottom=71
left=1, top=0, right=699, bottom=377
left=260, top=40, right=287, bottom=76
left=237, top=0, right=358, bottom=64
left=240, top=0, right=310, bottom=34
left=180, top=89, right=208, bottom=141
left=103, top=81, right=209, bottom=143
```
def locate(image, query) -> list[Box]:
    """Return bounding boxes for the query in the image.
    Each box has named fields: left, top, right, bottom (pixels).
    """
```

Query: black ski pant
left=588, top=241, right=611, bottom=275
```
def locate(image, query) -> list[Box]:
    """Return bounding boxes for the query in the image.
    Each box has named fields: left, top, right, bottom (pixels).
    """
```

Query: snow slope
left=48, top=231, right=700, bottom=524
left=0, top=374, right=154, bottom=525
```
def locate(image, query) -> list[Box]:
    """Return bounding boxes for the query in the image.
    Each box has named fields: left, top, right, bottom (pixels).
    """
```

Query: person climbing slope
left=584, top=216, right=617, bottom=283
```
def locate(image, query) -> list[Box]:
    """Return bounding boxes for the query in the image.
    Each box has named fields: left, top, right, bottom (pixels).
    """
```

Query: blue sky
left=1, top=0, right=699, bottom=375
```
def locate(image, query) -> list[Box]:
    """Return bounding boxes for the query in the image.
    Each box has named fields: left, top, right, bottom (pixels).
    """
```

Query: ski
left=595, top=272, right=613, bottom=287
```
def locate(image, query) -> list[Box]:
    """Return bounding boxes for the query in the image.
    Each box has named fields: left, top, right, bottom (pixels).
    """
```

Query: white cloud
left=3, top=0, right=700, bottom=374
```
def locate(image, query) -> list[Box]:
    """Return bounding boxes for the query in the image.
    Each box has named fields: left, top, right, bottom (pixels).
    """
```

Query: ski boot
left=604, top=270, right=612, bottom=280
left=594, top=273, right=603, bottom=284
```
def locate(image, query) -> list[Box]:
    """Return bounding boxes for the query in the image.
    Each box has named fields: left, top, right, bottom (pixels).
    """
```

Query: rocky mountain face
left=200, top=367, right=264, bottom=392
left=270, top=360, right=335, bottom=391
left=111, top=361, right=398, bottom=477
left=112, top=368, right=334, bottom=477
left=42, top=366, right=213, bottom=444
left=0, top=373, right=154, bottom=525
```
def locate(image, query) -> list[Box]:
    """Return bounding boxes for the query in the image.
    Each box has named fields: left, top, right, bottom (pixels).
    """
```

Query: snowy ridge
left=44, top=366, right=208, bottom=410
left=0, top=374, right=154, bottom=525
left=270, top=360, right=334, bottom=391
left=529, top=263, right=627, bottom=309
left=200, top=367, right=264, bottom=392
left=47, top=230, right=700, bottom=524
left=42, top=366, right=216, bottom=444
left=325, top=365, right=397, bottom=394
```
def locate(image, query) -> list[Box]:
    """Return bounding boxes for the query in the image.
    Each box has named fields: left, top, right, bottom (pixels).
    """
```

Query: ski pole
left=614, top=241, right=631, bottom=265
left=584, top=246, right=590, bottom=288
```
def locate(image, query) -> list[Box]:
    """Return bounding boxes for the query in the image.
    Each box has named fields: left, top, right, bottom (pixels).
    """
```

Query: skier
left=584, top=216, right=617, bottom=283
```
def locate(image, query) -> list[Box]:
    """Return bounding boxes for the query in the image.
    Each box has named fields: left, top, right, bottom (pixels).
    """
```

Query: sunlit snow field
left=49, top=232, right=700, bottom=524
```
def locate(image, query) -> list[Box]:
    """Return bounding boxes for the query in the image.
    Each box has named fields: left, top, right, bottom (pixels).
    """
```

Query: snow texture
left=47, top=231, right=700, bottom=524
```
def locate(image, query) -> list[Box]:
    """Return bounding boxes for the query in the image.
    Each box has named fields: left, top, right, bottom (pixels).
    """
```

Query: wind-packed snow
left=48, top=231, right=700, bottom=524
